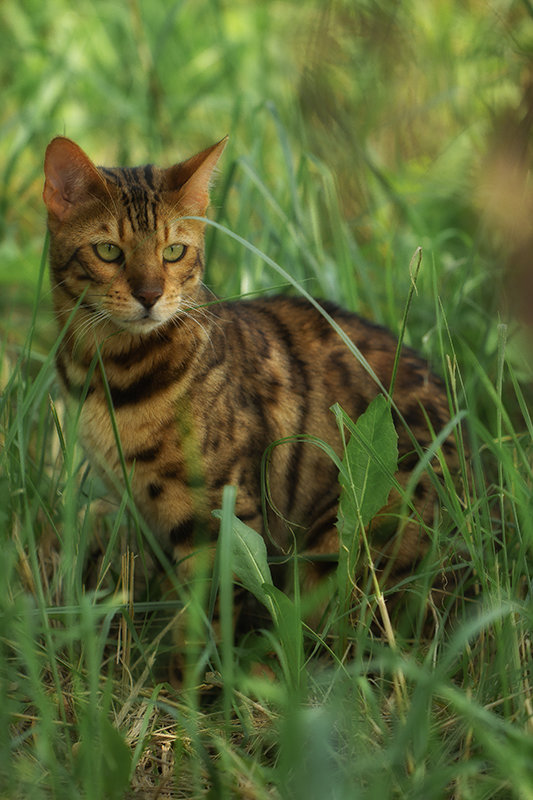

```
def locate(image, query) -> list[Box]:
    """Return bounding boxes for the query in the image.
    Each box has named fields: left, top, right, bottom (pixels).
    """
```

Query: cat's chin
left=115, top=316, right=167, bottom=336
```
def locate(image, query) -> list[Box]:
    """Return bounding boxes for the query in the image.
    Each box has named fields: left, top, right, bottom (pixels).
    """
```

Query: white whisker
left=170, top=307, right=217, bottom=357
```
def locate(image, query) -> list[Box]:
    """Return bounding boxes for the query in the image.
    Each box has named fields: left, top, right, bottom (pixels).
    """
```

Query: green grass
left=2, top=0, right=533, bottom=797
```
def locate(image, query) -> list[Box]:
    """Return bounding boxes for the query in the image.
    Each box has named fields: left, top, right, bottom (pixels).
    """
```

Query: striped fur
left=43, top=136, right=458, bottom=589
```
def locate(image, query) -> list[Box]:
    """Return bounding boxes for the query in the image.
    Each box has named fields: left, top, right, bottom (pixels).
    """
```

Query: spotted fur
left=43, top=136, right=458, bottom=588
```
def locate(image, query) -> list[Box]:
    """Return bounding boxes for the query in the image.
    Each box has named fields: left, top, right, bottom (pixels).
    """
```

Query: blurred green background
left=2, top=0, right=532, bottom=360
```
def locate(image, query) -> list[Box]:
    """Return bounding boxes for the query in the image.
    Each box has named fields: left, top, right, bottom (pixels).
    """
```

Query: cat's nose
left=133, top=287, right=163, bottom=309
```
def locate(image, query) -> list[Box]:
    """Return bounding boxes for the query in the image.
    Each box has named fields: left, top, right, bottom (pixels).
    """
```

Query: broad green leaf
left=213, top=510, right=275, bottom=617
left=213, top=507, right=305, bottom=691
left=263, top=583, right=305, bottom=692
left=334, top=396, right=398, bottom=551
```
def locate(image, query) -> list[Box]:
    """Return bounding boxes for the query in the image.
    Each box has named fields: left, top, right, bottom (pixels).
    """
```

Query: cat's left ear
left=164, top=136, right=228, bottom=214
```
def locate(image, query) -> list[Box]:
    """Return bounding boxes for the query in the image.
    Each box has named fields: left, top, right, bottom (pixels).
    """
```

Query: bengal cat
left=43, top=135, right=458, bottom=610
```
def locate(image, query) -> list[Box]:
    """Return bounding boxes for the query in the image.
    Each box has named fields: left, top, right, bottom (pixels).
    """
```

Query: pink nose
left=133, top=287, right=163, bottom=309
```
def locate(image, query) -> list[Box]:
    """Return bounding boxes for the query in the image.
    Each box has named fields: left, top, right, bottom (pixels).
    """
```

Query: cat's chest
left=76, top=385, right=179, bottom=477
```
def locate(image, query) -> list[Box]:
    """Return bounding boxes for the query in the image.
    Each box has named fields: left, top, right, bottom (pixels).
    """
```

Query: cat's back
left=212, top=294, right=445, bottom=429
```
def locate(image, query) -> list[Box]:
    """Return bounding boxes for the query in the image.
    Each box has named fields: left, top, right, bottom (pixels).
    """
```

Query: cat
left=43, top=135, right=458, bottom=606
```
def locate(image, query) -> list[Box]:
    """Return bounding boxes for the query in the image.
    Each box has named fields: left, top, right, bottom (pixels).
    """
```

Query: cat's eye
left=163, top=243, right=187, bottom=263
left=94, top=242, right=123, bottom=262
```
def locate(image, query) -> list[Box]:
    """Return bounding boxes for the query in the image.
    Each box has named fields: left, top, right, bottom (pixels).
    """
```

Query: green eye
left=163, top=243, right=186, bottom=262
left=94, top=243, right=122, bottom=262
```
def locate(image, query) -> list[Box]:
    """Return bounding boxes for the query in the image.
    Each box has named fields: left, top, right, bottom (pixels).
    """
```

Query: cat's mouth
left=105, top=302, right=174, bottom=333
left=115, top=312, right=165, bottom=333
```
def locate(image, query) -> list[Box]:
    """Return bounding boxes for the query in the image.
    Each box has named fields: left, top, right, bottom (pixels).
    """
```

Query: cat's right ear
left=43, top=137, right=103, bottom=221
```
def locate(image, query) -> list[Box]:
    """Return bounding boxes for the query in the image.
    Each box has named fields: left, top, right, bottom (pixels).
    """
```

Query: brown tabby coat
left=43, top=136, right=457, bottom=592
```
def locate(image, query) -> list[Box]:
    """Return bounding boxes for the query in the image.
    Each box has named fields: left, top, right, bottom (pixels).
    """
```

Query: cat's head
left=43, top=136, right=227, bottom=335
